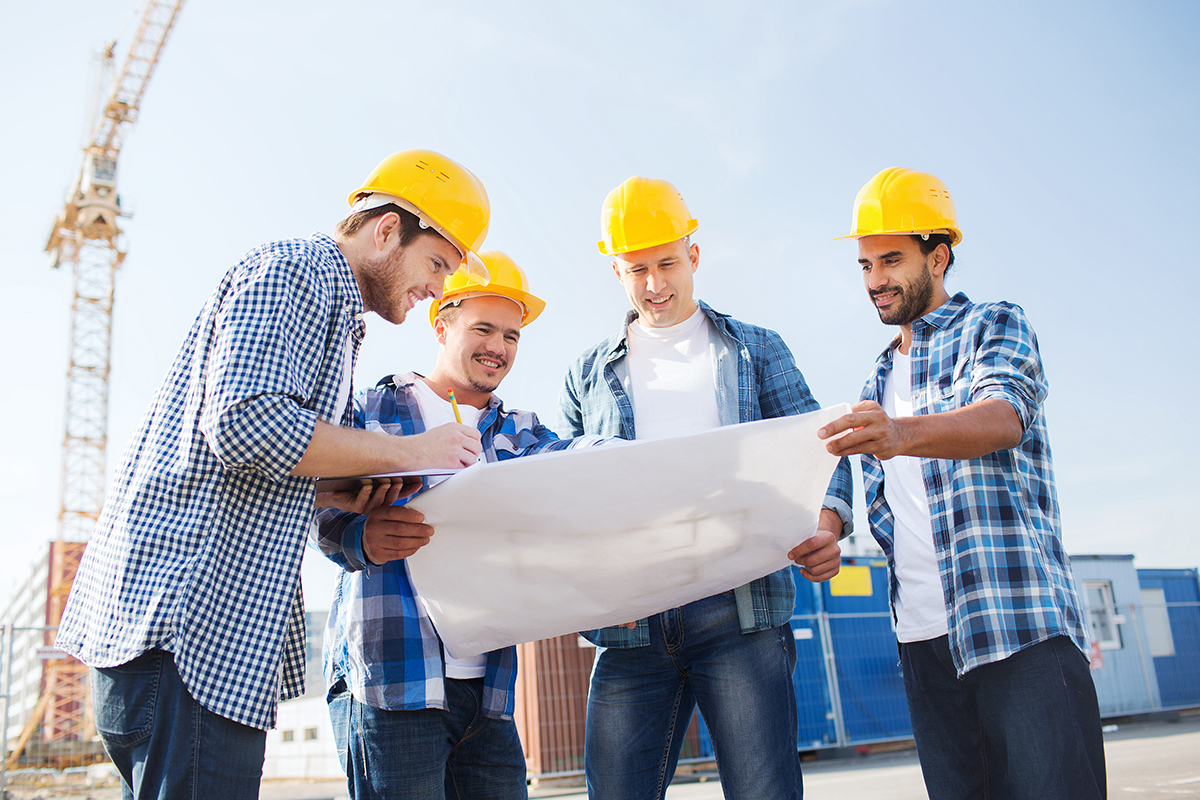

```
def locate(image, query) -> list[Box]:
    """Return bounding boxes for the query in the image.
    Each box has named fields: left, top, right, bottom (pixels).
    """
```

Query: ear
left=372, top=211, right=401, bottom=253
left=433, top=313, right=450, bottom=345
left=688, top=242, right=700, bottom=273
left=930, top=243, right=950, bottom=279
left=611, top=258, right=623, bottom=282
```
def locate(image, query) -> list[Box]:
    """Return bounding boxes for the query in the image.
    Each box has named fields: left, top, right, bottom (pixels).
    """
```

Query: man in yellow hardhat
left=821, top=167, right=1105, bottom=799
left=56, top=150, right=492, bottom=799
left=317, top=252, right=604, bottom=799
left=559, top=176, right=854, bottom=799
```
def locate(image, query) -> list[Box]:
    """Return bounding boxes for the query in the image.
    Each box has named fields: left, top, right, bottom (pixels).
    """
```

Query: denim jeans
left=328, top=678, right=527, bottom=800
left=584, top=591, right=802, bottom=800
left=901, top=635, right=1107, bottom=800
left=90, top=649, right=267, bottom=800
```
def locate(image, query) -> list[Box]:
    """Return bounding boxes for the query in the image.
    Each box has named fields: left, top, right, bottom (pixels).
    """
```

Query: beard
left=873, top=263, right=934, bottom=326
left=465, top=352, right=507, bottom=394
left=357, top=248, right=411, bottom=324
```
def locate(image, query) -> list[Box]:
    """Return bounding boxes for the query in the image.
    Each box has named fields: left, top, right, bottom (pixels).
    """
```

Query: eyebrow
left=862, top=251, right=904, bottom=263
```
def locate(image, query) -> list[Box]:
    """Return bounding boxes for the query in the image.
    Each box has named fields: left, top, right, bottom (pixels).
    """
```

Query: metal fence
left=0, top=625, right=113, bottom=794
left=5, top=602, right=1200, bottom=788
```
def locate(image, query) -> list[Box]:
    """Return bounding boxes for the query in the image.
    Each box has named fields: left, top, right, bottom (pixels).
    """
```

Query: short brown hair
left=335, top=202, right=448, bottom=251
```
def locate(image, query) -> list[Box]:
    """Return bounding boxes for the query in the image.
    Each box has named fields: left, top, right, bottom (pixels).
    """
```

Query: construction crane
left=12, top=0, right=185, bottom=769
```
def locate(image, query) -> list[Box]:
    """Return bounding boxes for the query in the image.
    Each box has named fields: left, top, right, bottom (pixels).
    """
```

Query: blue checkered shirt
left=558, top=300, right=854, bottom=648
left=860, top=293, right=1089, bottom=675
left=317, top=373, right=600, bottom=719
left=56, top=233, right=363, bottom=730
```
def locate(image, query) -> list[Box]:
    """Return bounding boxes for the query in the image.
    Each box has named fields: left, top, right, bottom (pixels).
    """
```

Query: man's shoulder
left=699, top=301, right=778, bottom=339
left=567, top=331, right=623, bottom=374
left=357, top=373, right=420, bottom=420
left=229, top=234, right=346, bottom=290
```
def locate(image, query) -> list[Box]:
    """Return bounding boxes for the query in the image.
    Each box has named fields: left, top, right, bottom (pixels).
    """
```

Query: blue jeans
left=584, top=591, right=802, bottom=800
left=90, top=649, right=267, bottom=800
left=901, top=635, right=1106, bottom=800
left=328, top=678, right=527, bottom=800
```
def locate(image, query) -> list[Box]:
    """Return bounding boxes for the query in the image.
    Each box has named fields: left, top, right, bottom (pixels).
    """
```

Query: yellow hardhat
left=837, top=167, right=962, bottom=246
left=430, top=250, right=546, bottom=328
left=348, top=149, right=492, bottom=283
left=597, top=176, right=699, bottom=256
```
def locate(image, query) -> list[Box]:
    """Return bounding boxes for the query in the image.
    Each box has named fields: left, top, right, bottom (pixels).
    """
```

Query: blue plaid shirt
left=57, top=233, right=362, bottom=730
left=558, top=300, right=854, bottom=648
left=860, top=293, right=1089, bottom=675
left=317, top=373, right=601, bottom=719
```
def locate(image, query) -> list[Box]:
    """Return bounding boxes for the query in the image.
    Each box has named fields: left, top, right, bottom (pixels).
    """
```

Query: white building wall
left=2, top=544, right=51, bottom=749
left=262, top=695, right=343, bottom=780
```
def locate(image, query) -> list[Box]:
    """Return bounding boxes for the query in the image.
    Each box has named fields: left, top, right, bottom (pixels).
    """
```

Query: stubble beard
left=358, top=247, right=413, bottom=325
left=875, top=263, right=934, bottom=326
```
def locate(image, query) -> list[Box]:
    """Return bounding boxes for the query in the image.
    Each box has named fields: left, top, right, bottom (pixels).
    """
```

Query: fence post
left=815, top=590, right=848, bottom=748
left=2, top=622, right=11, bottom=793
left=1126, top=601, right=1159, bottom=711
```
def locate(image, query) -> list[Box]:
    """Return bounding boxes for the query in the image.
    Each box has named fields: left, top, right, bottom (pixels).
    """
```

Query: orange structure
left=14, top=0, right=185, bottom=767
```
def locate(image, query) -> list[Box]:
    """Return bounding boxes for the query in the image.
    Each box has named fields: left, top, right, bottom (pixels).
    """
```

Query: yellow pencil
left=447, top=389, right=463, bottom=424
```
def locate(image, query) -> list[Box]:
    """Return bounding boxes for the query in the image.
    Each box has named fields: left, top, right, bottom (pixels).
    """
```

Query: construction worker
left=821, top=168, right=1105, bottom=799
left=317, top=253, right=602, bottom=799
left=558, top=176, right=854, bottom=800
left=55, top=150, right=491, bottom=799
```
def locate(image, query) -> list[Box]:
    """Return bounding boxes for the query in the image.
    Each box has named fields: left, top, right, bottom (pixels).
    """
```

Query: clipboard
left=315, top=469, right=460, bottom=494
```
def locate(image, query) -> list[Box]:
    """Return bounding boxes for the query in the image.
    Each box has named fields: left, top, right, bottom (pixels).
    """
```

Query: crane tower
left=22, top=0, right=184, bottom=765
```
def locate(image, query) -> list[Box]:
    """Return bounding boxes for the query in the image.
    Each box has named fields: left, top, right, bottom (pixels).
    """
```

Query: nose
left=646, top=268, right=667, bottom=294
left=865, top=266, right=888, bottom=292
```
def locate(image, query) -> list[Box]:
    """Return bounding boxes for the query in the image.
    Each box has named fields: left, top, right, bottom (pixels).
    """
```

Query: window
left=304, top=727, right=319, bottom=741
left=1140, top=587, right=1176, bottom=658
left=1084, top=580, right=1122, bottom=651
left=281, top=730, right=294, bottom=742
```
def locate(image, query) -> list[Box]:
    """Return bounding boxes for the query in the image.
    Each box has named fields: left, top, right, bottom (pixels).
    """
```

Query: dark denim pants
left=584, top=591, right=802, bottom=800
left=901, top=635, right=1106, bottom=800
left=90, top=649, right=267, bottom=800
left=328, top=677, right=527, bottom=800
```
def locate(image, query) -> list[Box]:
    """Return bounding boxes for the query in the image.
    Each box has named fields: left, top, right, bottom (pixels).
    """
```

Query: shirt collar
left=877, top=292, right=973, bottom=363
left=607, top=299, right=725, bottom=363
left=312, top=231, right=365, bottom=320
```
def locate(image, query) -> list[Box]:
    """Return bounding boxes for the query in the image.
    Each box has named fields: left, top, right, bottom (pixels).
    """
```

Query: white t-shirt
left=880, top=350, right=949, bottom=643
left=626, top=307, right=722, bottom=440
left=410, top=379, right=488, bottom=678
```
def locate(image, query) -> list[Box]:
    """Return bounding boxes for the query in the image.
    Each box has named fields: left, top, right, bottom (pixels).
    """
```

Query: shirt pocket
left=933, top=371, right=973, bottom=414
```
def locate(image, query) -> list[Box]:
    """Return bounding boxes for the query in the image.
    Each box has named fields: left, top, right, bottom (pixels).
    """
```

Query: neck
left=421, top=373, right=491, bottom=410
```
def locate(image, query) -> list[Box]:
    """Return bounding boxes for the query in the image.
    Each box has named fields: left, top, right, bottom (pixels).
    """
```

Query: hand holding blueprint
left=407, top=404, right=850, bottom=658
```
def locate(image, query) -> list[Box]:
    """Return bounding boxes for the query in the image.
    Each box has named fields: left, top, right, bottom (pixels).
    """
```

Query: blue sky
left=2, top=0, right=1197, bottom=610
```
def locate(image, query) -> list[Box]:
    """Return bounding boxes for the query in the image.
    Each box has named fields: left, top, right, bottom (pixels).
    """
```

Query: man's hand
left=408, top=423, right=483, bottom=469
left=315, top=477, right=420, bottom=513
left=818, top=398, right=1023, bottom=461
left=788, top=527, right=842, bottom=583
left=362, top=505, right=435, bottom=565
left=819, top=400, right=904, bottom=460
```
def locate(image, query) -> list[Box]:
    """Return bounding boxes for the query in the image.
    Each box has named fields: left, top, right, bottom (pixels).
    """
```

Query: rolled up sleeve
left=968, top=304, right=1047, bottom=435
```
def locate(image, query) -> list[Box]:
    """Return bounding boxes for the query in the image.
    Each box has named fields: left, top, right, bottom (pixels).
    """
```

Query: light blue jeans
left=90, top=649, right=267, bottom=800
left=328, top=678, right=528, bottom=800
left=584, top=591, right=802, bottom=800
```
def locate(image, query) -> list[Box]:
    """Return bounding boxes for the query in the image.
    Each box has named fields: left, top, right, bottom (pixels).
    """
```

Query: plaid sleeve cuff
left=202, top=396, right=317, bottom=483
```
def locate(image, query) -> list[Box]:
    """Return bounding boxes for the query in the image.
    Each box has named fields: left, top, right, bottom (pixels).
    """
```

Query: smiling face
left=430, top=294, right=523, bottom=406
left=611, top=237, right=700, bottom=328
left=857, top=234, right=950, bottom=330
left=357, top=222, right=463, bottom=325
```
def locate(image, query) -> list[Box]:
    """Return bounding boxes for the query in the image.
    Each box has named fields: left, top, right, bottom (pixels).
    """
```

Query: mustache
left=473, top=351, right=508, bottom=368
left=869, top=285, right=902, bottom=299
